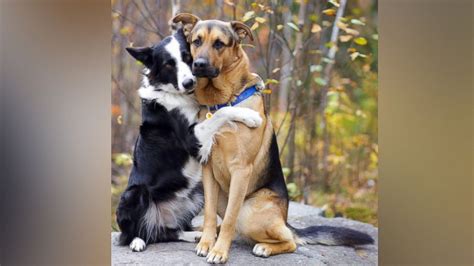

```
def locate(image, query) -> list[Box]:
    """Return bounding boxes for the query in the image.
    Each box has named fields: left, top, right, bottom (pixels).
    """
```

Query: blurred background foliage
left=112, top=0, right=378, bottom=231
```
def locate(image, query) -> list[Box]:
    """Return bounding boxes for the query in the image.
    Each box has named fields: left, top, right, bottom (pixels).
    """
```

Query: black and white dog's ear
left=126, top=47, right=153, bottom=68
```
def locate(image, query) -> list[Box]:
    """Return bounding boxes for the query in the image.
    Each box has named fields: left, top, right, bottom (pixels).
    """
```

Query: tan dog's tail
left=289, top=224, right=374, bottom=246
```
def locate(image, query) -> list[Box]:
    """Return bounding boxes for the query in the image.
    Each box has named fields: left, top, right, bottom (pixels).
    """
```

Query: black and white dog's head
left=126, top=29, right=196, bottom=96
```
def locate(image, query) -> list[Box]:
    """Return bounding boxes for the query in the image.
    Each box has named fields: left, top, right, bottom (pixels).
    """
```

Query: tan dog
left=173, top=13, right=374, bottom=264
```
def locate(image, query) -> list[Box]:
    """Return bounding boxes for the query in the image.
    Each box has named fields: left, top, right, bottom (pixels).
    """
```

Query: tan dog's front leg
left=206, top=167, right=251, bottom=264
left=195, top=163, right=219, bottom=257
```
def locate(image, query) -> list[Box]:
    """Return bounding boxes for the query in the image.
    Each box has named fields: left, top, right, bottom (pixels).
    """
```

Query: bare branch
left=142, top=0, right=162, bottom=29
left=132, top=1, right=158, bottom=33
left=112, top=77, right=140, bottom=115
left=112, top=9, right=162, bottom=36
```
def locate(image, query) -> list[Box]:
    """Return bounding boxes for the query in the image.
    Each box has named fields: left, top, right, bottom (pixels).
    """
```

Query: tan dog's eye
left=213, top=40, right=224, bottom=49
left=192, top=38, right=202, bottom=47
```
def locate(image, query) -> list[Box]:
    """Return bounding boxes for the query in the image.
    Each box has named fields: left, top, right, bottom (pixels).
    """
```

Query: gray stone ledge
left=112, top=202, right=378, bottom=265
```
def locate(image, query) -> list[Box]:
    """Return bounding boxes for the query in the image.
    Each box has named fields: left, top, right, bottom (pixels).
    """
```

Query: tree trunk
left=301, top=0, right=322, bottom=203
left=216, top=0, right=224, bottom=19
left=171, top=0, right=180, bottom=16
left=277, top=0, right=293, bottom=112
left=285, top=0, right=306, bottom=182
left=319, top=0, right=347, bottom=191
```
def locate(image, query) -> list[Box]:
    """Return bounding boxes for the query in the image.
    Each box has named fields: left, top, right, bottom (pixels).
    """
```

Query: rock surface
left=112, top=202, right=378, bottom=265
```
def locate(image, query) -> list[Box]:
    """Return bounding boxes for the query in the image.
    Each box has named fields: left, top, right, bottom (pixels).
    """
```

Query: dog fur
left=116, top=29, right=262, bottom=252
left=172, top=14, right=374, bottom=263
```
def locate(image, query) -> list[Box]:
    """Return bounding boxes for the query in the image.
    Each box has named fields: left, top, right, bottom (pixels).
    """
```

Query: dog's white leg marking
left=178, top=231, right=202, bottom=243
left=194, top=107, right=262, bottom=162
left=129, top=237, right=146, bottom=252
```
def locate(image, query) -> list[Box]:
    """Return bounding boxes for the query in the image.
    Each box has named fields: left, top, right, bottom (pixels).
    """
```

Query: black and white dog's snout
left=182, top=78, right=196, bottom=91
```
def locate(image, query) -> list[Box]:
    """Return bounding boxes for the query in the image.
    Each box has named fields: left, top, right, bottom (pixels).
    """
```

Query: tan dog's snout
left=172, top=13, right=254, bottom=79
left=192, top=57, right=220, bottom=78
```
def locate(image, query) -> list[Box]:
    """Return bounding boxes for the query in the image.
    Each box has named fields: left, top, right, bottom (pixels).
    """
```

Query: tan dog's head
left=172, top=13, right=253, bottom=79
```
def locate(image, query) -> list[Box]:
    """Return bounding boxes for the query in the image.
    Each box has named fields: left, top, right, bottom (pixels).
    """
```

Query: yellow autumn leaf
left=350, top=52, right=367, bottom=61
left=354, top=37, right=368, bottom=45
left=119, top=26, right=131, bottom=35
left=329, top=0, right=340, bottom=7
left=339, top=35, right=353, bottom=42
left=343, top=28, right=360, bottom=36
left=265, top=79, right=279, bottom=85
left=255, top=17, right=266, bottom=23
left=277, top=24, right=284, bottom=30
left=347, top=47, right=357, bottom=53
left=322, top=9, right=336, bottom=16
left=351, top=18, right=366, bottom=26
left=242, top=11, right=255, bottom=22
left=350, top=52, right=359, bottom=61
left=336, top=21, right=348, bottom=30
left=287, top=22, right=300, bottom=32
left=311, top=24, right=322, bottom=33
left=250, top=22, right=259, bottom=31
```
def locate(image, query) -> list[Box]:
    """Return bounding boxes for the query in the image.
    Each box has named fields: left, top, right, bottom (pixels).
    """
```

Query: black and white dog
left=116, top=29, right=262, bottom=252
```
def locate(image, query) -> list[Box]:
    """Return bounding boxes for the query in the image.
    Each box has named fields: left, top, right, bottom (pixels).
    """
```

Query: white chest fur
left=138, top=69, right=200, bottom=124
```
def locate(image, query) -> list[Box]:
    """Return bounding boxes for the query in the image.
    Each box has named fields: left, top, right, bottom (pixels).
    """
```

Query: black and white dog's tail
left=289, top=224, right=374, bottom=246
left=116, top=184, right=150, bottom=246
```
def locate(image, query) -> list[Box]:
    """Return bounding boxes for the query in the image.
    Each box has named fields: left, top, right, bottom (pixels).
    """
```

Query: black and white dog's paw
left=178, top=231, right=202, bottom=243
left=129, top=237, right=146, bottom=252
left=221, top=107, right=263, bottom=128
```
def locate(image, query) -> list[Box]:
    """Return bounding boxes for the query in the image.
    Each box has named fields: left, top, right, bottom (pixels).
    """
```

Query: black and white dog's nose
left=182, top=78, right=196, bottom=90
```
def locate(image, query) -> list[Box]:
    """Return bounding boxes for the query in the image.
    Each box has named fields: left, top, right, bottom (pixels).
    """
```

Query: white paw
left=206, top=248, right=228, bottom=264
left=198, top=140, right=213, bottom=163
left=195, top=239, right=214, bottom=257
left=195, top=243, right=210, bottom=257
left=231, top=108, right=263, bottom=128
left=178, top=231, right=202, bottom=243
left=196, top=246, right=208, bottom=257
left=129, top=237, right=146, bottom=252
left=252, top=243, right=271, bottom=258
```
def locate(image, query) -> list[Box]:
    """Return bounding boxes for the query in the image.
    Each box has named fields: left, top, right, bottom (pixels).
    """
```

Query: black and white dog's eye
left=164, top=59, right=175, bottom=68
left=213, top=40, right=224, bottom=49
left=192, top=38, right=202, bottom=47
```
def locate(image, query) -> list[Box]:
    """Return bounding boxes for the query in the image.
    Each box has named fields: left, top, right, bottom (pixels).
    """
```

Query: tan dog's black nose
left=192, top=57, right=220, bottom=78
left=193, top=58, right=209, bottom=69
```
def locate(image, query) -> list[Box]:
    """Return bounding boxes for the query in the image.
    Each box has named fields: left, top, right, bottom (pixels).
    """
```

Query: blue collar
left=208, top=85, right=259, bottom=112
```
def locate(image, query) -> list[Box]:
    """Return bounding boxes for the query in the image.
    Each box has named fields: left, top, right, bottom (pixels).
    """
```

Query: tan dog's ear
left=172, top=13, right=201, bottom=37
left=230, top=21, right=254, bottom=42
